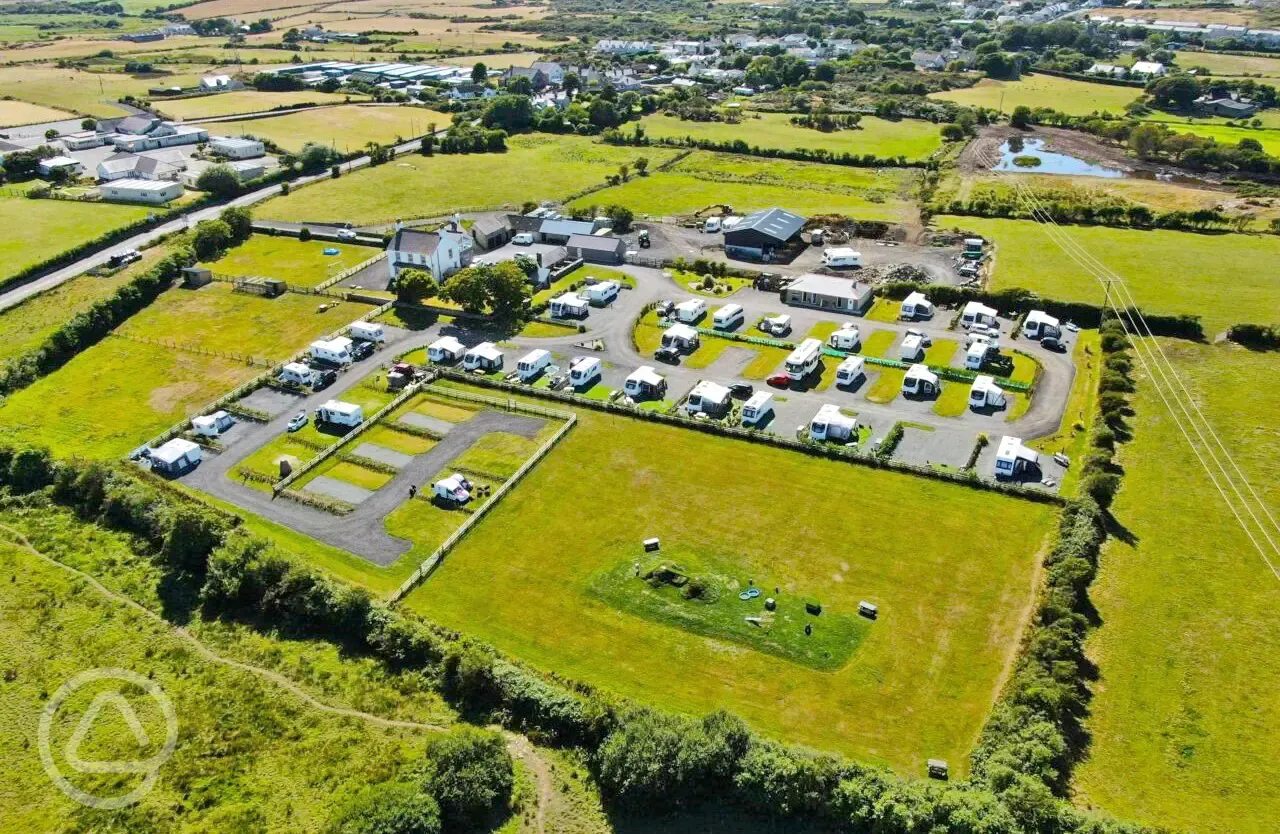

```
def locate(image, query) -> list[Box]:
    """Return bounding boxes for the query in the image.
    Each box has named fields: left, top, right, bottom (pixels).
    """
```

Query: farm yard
left=1074, top=342, right=1280, bottom=834
left=404, top=401, right=1054, bottom=773
left=637, top=112, right=946, bottom=161
left=930, top=74, right=1142, bottom=116
left=209, top=104, right=448, bottom=153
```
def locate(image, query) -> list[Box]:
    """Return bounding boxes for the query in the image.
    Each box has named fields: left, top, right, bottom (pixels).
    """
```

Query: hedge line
left=1226, top=322, right=1280, bottom=350
left=603, top=133, right=933, bottom=170
left=0, top=248, right=194, bottom=396
left=0, top=447, right=1155, bottom=834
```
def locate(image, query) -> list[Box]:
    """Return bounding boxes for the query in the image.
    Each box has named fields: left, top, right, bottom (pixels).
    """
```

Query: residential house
left=1129, top=60, right=1166, bottom=78
left=594, top=39, right=653, bottom=55
left=531, top=61, right=566, bottom=85
left=783, top=273, right=873, bottom=314
left=502, top=66, right=548, bottom=90
left=385, top=225, right=470, bottom=282
left=97, top=152, right=184, bottom=181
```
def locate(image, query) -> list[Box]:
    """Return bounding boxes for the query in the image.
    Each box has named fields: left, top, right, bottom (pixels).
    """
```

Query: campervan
left=822, top=247, right=861, bottom=269
left=568, top=356, right=602, bottom=388
left=827, top=324, right=860, bottom=351
left=784, top=338, right=823, bottom=381
left=835, top=356, right=865, bottom=387
left=584, top=280, right=619, bottom=306
left=516, top=349, right=551, bottom=382
left=674, top=298, right=707, bottom=324
left=350, top=321, right=386, bottom=343
left=316, top=400, right=363, bottom=427
left=741, top=391, right=774, bottom=426
left=712, top=303, right=744, bottom=331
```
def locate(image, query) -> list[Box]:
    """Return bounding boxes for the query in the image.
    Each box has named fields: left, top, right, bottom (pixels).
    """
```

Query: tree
left=589, top=98, right=621, bottom=129
left=605, top=204, right=634, bottom=233
left=44, top=128, right=57, bottom=141
left=221, top=206, right=253, bottom=244
left=484, top=261, right=529, bottom=321
left=482, top=95, right=534, bottom=132
left=80, top=118, right=96, bottom=131
left=299, top=142, right=339, bottom=174
left=1009, top=105, right=1033, bottom=129
left=196, top=164, right=242, bottom=198
left=1128, top=123, right=1164, bottom=159
left=441, top=267, right=489, bottom=314
left=327, top=782, right=441, bottom=834
left=1148, top=74, right=1199, bottom=110
left=562, top=72, right=580, bottom=95
left=634, top=156, right=649, bottom=175
left=940, top=123, right=966, bottom=142
left=193, top=219, right=233, bottom=261
left=471, top=62, right=487, bottom=85
left=394, top=268, right=438, bottom=304
left=814, top=62, right=837, bottom=83
left=423, top=728, right=513, bottom=831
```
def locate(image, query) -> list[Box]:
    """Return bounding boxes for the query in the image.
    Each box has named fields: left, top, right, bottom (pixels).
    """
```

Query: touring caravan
left=149, top=438, right=201, bottom=476
left=568, top=356, right=602, bottom=388
left=827, top=323, right=860, bottom=351
left=685, top=380, right=731, bottom=416
left=427, top=336, right=466, bottom=364
left=784, top=338, right=823, bottom=381
left=623, top=366, right=666, bottom=399
left=661, top=323, right=700, bottom=352
left=463, top=342, right=504, bottom=372
left=809, top=403, right=858, bottom=442
left=674, top=298, right=707, bottom=324
left=835, top=356, right=865, bottom=387
left=821, top=247, right=861, bottom=269
left=901, top=364, right=940, bottom=397
left=900, top=333, right=925, bottom=361
left=704, top=216, right=721, bottom=233
left=279, top=361, right=315, bottom=386
left=994, top=435, right=1039, bottom=480
left=1024, top=310, right=1061, bottom=340
left=192, top=410, right=234, bottom=438
left=550, top=292, right=590, bottom=319
left=741, top=391, right=774, bottom=426
left=516, top=349, right=551, bottom=382
left=584, top=280, right=619, bottom=306
left=310, top=336, right=354, bottom=366
left=960, top=301, right=998, bottom=330
left=965, top=337, right=994, bottom=370
left=969, top=375, right=1006, bottom=410
left=316, top=400, right=364, bottom=427
left=900, top=291, right=934, bottom=320
left=712, top=303, right=745, bottom=331
left=350, top=321, right=386, bottom=343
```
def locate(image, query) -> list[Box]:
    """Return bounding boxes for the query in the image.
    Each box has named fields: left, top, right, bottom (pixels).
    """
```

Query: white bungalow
left=427, top=336, right=466, bottom=363
left=463, top=342, right=504, bottom=372
left=685, top=380, right=731, bottom=416
left=623, top=365, right=667, bottom=399
left=960, top=300, right=999, bottom=330
left=970, top=375, right=1006, bottom=410
left=902, top=364, right=940, bottom=397
left=809, top=403, right=858, bottom=442
left=900, top=291, right=934, bottom=320
left=994, top=435, right=1039, bottom=479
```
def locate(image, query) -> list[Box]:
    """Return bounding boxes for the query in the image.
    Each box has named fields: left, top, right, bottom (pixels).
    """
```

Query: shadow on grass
left=607, top=804, right=840, bottom=834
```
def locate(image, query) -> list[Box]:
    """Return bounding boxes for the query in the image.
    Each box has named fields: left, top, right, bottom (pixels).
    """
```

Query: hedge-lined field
left=637, top=112, right=945, bottom=160
left=0, top=186, right=155, bottom=282
left=155, top=90, right=359, bottom=120
left=209, top=104, right=448, bottom=153
left=1075, top=342, right=1280, bottom=834
left=929, top=74, right=1141, bottom=116
left=403, top=398, right=1054, bottom=773
left=206, top=235, right=376, bottom=287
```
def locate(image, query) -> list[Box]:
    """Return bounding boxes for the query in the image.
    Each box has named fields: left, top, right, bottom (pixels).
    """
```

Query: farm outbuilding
left=723, top=207, right=806, bottom=261
left=470, top=215, right=510, bottom=251
left=567, top=233, right=626, bottom=265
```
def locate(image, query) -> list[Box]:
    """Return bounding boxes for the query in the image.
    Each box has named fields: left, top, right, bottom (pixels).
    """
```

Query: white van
left=568, top=356, right=602, bottom=388
left=516, top=349, right=551, bottom=382
left=827, top=324, right=860, bottom=351
left=512, top=232, right=535, bottom=245
left=704, top=216, right=721, bottom=233
left=741, top=391, right=774, bottom=426
left=784, top=338, right=823, bottom=381
left=712, top=303, right=744, bottom=331
left=822, top=247, right=861, bottom=269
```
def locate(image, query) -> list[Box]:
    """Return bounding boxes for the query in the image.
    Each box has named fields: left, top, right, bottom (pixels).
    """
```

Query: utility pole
left=1103, top=277, right=1113, bottom=311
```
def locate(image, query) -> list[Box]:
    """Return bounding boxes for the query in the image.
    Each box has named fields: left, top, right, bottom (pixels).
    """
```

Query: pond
left=990, top=137, right=1124, bottom=178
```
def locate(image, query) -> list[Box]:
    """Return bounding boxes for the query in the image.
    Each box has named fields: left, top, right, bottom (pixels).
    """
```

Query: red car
left=766, top=373, right=791, bottom=388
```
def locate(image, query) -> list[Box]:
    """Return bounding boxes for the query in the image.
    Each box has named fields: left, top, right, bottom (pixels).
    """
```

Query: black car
left=728, top=382, right=753, bottom=399
left=351, top=340, right=375, bottom=360
left=1041, top=336, right=1067, bottom=353
left=313, top=369, right=338, bottom=390
left=655, top=300, right=674, bottom=317
left=654, top=346, right=680, bottom=364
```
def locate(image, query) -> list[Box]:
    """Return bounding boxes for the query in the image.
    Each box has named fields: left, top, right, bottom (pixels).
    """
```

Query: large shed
left=566, top=233, right=626, bottom=265
left=723, top=207, right=806, bottom=261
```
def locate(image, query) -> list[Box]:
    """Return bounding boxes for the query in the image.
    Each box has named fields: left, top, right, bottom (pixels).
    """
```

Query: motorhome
left=760, top=314, right=791, bottom=336
left=712, top=303, right=744, bottom=331
left=900, top=291, right=934, bottom=320
left=516, top=349, right=551, bottom=382
left=350, top=321, right=386, bottom=343
left=741, top=391, right=774, bottom=426
left=827, top=323, right=860, bottom=350
left=568, top=356, right=602, bottom=388
left=316, top=400, right=364, bottom=427
left=809, top=403, right=858, bottom=442
left=821, top=247, right=861, bottom=268
left=584, top=280, right=619, bottom=306
left=661, top=323, right=700, bottom=352
left=433, top=472, right=472, bottom=503
left=965, top=338, right=993, bottom=370
left=901, top=364, right=940, bottom=397
left=463, top=342, right=504, bottom=372
left=279, top=361, right=315, bottom=386
left=969, top=375, right=1006, bottom=409
left=674, top=298, right=707, bottom=324
left=835, top=356, right=865, bottom=387
left=685, top=380, right=731, bottom=416
left=549, top=292, right=590, bottom=319
left=309, top=336, right=353, bottom=366
left=427, top=336, right=465, bottom=364
left=623, top=366, right=666, bottom=399
left=784, top=338, right=823, bottom=381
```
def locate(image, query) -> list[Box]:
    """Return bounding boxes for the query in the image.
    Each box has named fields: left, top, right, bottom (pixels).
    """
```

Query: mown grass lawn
left=937, top=216, right=1280, bottom=335
left=211, top=104, right=449, bottom=153
left=863, top=298, right=901, bottom=323
left=931, top=381, right=970, bottom=417
left=637, top=112, right=944, bottom=161
left=402, top=396, right=1054, bottom=772
left=0, top=185, right=155, bottom=282
left=206, top=234, right=377, bottom=287
left=929, top=73, right=1141, bottom=116
left=257, top=134, right=680, bottom=224
left=1074, top=341, right=1280, bottom=834
left=865, top=367, right=904, bottom=403
left=155, top=90, right=360, bottom=120
left=569, top=151, right=918, bottom=222
left=862, top=329, right=898, bottom=358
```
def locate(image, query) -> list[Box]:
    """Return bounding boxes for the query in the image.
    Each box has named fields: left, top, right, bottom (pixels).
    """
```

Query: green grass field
left=929, top=74, right=1142, bottom=116
left=638, top=112, right=944, bottom=161
left=1139, top=112, right=1280, bottom=155
left=570, top=151, right=917, bottom=221
left=1174, top=50, right=1280, bottom=78
left=210, top=104, right=449, bottom=153
left=0, top=186, right=155, bottom=282
left=936, top=216, right=1280, bottom=335
left=155, top=90, right=360, bottom=120
left=207, top=234, right=377, bottom=287
left=257, top=134, right=680, bottom=224
left=1074, top=342, right=1280, bottom=834
left=402, top=397, right=1054, bottom=772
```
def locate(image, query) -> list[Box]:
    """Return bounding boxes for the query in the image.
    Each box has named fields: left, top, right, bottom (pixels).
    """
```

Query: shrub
left=422, top=727, right=513, bottom=831
left=327, top=782, right=441, bottom=834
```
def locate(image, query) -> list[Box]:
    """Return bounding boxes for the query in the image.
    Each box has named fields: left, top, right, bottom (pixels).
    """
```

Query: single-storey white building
left=210, top=136, right=265, bottom=159
left=317, top=400, right=363, bottom=427
left=900, top=291, right=934, bottom=320
left=661, top=323, right=700, bottom=352
left=741, top=390, right=774, bottom=426
left=427, top=336, right=466, bottom=363
left=783, top=272, right=873, bottom=314
left=809, top=403, right=858, bottom=442
left=1023, top=310, right=1061, bottom=340
left=549, top=292, right=590, bottom=319
left=685, top=380, right=731, bottom=416
left=623, top=365, right=666, bottom=399
left=98, top=152, right=184, bottom=182
left=97, top=178, right=183, bottom=205
left=463, top=342, right=504, bottom=372
left=961, top=300, right=999, bottom=329
left=970, top=375, right=1006, bottom=409
left=38, top=155, right=84, bottom=178
left=994, top=435, right=1039, bottom=479
left=902, top=363, right=940, bottom=397
left=150, top=437, right=201, bottom=476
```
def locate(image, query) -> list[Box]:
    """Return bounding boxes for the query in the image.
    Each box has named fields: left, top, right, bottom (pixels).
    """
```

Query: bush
left=327, top=782, right=441, bottom=834
left=299, top=226, right=312, bottom=242
left=423, top=727, right=513, bottom=831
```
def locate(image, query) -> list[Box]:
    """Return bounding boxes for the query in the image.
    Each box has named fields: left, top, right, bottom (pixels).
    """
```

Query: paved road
left=0, top=132, right=430, bottom=314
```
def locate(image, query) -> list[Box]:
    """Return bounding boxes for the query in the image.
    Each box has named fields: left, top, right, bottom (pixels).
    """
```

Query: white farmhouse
left=386, top=225, right=471, bottom=282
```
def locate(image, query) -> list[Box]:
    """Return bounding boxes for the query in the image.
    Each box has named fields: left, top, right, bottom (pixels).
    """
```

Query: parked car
left=766, top=372, right=791, bottom=388
left=1042, top=336, right=1066, bottom=352
left=905, top=328, right=933, bottom=347
left=728, top=382, right=753, bottom=399
left=335, top=228, right=358, bottom=240
left=351, top=340, right=375, bottom=361
left=512, top=232, right=535, bottom=245
left=760, top=314, right=792, bottom=336
left=312, top=369, right=337, bottom=389
left=287, top=412, right=309, bottom=432
left=654, top=346, right=680, bottom=364
left=655, top=299, right=674, bottom=317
